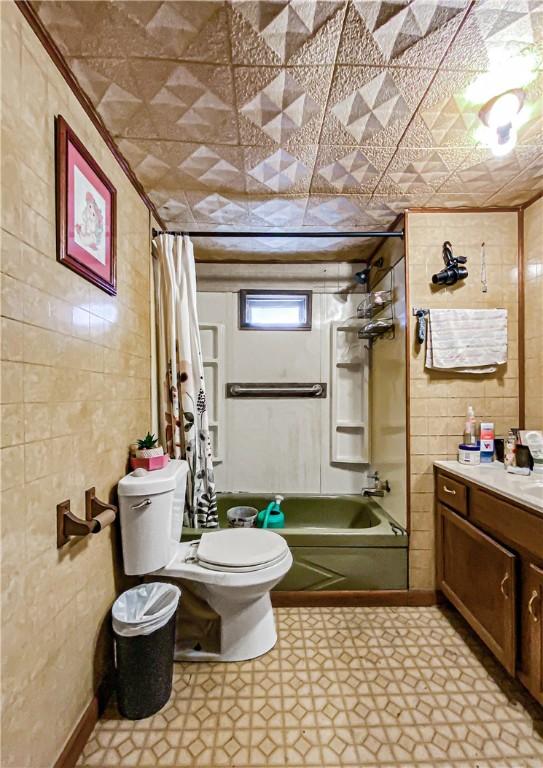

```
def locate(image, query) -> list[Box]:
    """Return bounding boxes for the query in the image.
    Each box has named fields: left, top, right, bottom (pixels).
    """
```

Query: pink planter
left=130, top=455, right=169, bottom=472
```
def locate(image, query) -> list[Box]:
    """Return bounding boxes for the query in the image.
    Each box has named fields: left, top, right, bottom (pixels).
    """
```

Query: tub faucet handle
left=361, top=473, right=390, bottom=497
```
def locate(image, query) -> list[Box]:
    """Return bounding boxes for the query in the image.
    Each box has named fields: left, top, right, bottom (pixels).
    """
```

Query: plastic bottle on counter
left=504, top=429, right=516, bottom=469
left=463, top=405, right=478, bottom=445
left=480, top=422, right=495, bottom=463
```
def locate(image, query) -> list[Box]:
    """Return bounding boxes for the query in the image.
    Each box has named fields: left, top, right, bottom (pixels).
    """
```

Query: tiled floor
left=78, top=606, right=543, bottom=767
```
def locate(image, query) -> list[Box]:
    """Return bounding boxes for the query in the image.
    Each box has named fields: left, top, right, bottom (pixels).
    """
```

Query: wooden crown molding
left=15, top=0, right=165, bottom=228
left=520, top=188, right=543, bottom=209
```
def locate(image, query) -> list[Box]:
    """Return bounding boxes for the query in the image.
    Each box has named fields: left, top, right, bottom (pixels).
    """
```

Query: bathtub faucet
left=362, top=471, right=390, bottom=497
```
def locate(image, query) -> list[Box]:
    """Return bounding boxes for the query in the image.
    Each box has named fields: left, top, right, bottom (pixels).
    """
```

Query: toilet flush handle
left=130, top=498, right=152, bottom=510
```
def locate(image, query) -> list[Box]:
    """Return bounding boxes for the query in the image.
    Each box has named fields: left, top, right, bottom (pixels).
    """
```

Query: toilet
left=117, top=460, right=292, bottom=662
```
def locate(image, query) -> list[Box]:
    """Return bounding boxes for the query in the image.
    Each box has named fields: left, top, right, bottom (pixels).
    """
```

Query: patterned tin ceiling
left=33, top=0, right=543, bottom=260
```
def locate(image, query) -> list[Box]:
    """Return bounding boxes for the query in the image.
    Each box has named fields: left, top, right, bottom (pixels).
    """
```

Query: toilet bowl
left=117, top=461, right=292, bottom=662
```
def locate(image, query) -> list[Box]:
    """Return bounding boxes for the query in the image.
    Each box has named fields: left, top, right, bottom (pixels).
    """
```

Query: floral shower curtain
left=152, top=234, right=218, bottom=528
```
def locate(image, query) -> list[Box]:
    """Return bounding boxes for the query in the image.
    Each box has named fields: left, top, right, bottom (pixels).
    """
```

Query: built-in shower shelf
left=332, top=455, right=367, bottom=465
left=199, top=323, right=225, bottom=464
left=331, top=322, right=369, bottom=464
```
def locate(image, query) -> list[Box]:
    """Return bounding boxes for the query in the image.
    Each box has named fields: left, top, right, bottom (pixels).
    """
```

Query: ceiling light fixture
left=479, top=89, right=525, bottom=157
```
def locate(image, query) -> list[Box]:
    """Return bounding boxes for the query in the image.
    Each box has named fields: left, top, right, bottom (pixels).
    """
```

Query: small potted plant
left=135, top=432, right=164, bottom=459
left=131, top=433, right=168, bottom=471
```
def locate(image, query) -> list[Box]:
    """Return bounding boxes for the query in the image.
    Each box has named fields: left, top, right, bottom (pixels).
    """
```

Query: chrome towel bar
left=226, top=383, right=327, bottom=398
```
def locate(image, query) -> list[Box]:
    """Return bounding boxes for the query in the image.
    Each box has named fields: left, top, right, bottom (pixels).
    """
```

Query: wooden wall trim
left=14, top=0, right=165, bottom=228
left=54, top=697, right=99, bottom=768
left=518, top=209, right=525, bottom=429
left=520, top=189, right=543, bottom=210
left=54, top=677, right=112, bottom=768
left=404, top=212, right=412, bottom=577
left=271, top=590, right=442, bottom=607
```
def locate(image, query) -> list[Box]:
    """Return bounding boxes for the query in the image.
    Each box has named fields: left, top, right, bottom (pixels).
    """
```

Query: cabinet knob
left=528, top=590, right=540, bottom=623
left=443, top=485, right=456, bottom=496
left=500, top=572, right=510, bottom=599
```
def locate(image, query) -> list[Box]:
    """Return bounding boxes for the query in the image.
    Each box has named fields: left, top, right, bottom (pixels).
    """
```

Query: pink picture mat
left=67, top=140, right=112, bottom=281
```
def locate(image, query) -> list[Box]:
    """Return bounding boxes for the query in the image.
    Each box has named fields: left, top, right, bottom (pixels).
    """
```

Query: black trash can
left=112, top=583, right=181, bottom=720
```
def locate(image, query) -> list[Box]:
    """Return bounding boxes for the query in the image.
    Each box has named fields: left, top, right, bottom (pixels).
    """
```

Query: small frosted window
left=239, top=291, right=312, bottom=330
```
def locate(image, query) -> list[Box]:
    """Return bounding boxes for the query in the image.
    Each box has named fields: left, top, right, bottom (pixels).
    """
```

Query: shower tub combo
left=182, top=495, right=407, bottom=591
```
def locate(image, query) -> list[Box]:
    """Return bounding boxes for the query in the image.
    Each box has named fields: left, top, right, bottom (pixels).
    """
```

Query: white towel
left=425, top=308, right=507, bottom=374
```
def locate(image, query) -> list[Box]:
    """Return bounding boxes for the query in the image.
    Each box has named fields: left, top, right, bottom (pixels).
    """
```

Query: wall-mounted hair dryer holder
left=432, top=241, right=468, bottom=286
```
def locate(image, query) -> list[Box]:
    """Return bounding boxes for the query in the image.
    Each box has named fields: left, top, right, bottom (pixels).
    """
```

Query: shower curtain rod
left=152, top=228, right=404, bottom=239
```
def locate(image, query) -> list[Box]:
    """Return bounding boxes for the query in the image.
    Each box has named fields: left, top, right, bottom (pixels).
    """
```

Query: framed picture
left=55, top=115, right=116, bottom=295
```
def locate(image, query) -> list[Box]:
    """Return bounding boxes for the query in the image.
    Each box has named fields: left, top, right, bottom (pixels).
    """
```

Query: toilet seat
left=197, top=550, right=288, bottom=573
left=197, top=528, right=288, bottom=572
left=156, top=538, right=292, bottom=588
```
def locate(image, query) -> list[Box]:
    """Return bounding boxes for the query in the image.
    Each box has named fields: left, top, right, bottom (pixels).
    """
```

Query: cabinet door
left=437, top=504, right=516, bottom=674
left=523, top=563, right=543, bottom=704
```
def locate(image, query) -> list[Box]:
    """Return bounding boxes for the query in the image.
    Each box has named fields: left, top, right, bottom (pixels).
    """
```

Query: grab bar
left=227, top=383, right=327, bottom=398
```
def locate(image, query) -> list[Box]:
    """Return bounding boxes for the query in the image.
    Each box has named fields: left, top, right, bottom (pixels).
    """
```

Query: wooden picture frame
left=55, top=115, right=117, bottom=295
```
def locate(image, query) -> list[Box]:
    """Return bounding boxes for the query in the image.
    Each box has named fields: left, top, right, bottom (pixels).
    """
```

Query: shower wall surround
left=196, top=263, right=372, bottom=497
left=1, top=4, right=152, bottom=765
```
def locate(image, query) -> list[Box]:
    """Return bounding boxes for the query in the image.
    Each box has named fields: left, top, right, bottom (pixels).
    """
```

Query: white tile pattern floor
left=78, top=606, right=543, bottom=767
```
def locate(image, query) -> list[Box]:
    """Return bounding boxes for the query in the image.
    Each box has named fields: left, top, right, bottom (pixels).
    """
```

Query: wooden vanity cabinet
left=437, top=503, right=516, bottom=674
left=520, top=562, right=543, bottom=704
left=435, top=469, right=543, bottom=703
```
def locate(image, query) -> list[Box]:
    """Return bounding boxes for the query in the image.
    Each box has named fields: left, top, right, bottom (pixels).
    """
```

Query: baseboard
left=271, top=589, right=442, bottom=607
left=54, top=676, right=112, bottom=768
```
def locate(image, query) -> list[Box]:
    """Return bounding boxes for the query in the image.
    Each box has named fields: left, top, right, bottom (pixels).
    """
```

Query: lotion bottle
left=464, top=405, right=477, bottom=445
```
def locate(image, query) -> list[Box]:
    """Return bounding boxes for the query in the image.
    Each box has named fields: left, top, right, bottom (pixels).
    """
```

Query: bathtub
left=182, top=494, right=408, bottom=591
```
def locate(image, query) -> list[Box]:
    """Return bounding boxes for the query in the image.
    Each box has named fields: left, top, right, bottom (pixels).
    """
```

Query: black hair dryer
left=432, top=241, right=468, bottom=286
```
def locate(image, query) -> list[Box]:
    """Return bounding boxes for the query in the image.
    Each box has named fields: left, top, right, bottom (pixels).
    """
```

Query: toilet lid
left=197, top=529, right=288, bottom=571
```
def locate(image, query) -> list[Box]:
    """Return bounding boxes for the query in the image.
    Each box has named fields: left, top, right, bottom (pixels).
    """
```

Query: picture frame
left=55, top=115, right=117, bottom=295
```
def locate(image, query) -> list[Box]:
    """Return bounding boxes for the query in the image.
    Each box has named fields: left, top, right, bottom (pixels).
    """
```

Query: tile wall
left=524, top=197, right=543, bottom=430
left=1, top=3, right=151, bottom=765
left=406, top=211, right=519, bottom=590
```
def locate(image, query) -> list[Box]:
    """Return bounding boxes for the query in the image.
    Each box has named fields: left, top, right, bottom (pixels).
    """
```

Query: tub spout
left=361, top=471, right=390, bottom=496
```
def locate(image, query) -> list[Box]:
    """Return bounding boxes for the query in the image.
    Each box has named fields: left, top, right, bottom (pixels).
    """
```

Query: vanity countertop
left=434, top=460, right=543, bottom=516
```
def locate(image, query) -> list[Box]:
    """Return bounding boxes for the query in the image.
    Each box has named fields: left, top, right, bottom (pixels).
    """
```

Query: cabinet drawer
left=436, top=472, right=468, bottom=516
left=437, top=504, right=516, bottom=674
left=471, top=488, right=543, bottom=561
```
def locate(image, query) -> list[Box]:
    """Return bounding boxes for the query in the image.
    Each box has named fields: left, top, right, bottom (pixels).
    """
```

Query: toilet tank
left=118, top=460, right=189, bottom=575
